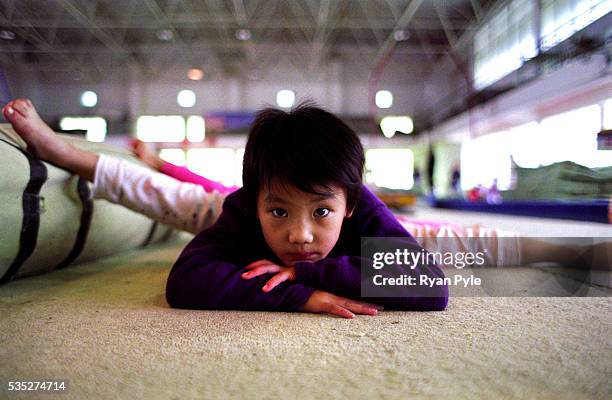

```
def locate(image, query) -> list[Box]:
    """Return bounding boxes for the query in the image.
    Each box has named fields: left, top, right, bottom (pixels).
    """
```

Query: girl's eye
left=271, top=208, right=288, bottom=218
left=314, top=208, right=331, bottom=218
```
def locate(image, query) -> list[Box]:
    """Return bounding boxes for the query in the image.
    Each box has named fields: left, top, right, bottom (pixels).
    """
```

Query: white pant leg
left=397, top=218, right=521, bottom=266
left=92, top=155, right=225, bottom=234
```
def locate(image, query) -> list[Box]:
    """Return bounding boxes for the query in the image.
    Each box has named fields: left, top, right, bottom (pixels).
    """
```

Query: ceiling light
left=177, top=90, right=196, bottom=108
left=0, top=30, right=16, bottom=40
left=187, top=68, right=204, bottom=81
left=157, top=29, right=174, bottom=41
left=236, top=29, right=252, bottom=41
left=375, top=90, right=393, bottom=109
left=276, top=90, right=295, bottom=108
left=80, top=91, right=98, bottom=108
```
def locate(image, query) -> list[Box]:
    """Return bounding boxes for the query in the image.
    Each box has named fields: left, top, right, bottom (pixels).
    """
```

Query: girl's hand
left=301, top=290, right=382, bottom=319
left=241, top=259, right=296, bottom=292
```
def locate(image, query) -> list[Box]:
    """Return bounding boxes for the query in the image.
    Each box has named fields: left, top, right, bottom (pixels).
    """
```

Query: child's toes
left=3, top=100, right=14, bottom=113
left=4, top=108, right=24, bottom=126
left=12, top=99, right=30, bottom=113
left=3, top=104, right=15, bottom=119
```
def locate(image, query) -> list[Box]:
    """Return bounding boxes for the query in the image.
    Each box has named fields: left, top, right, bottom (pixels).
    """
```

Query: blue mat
left=430, top=198, right=610, bottom=224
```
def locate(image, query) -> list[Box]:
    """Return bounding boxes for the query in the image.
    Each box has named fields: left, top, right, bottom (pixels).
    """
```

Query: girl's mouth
left=285, top=252, right=319, bottom=262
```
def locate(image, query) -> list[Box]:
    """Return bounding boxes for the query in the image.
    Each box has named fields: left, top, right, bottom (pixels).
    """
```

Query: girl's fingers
left=343, top=300, right=378, bottom=316
left=262, top=271, right=290, bottom=292
left=327, top=304, right=355, bottom=319
left=362, top=302, right=384, bottom=311
left=244, top=259, right=274, bottom=269
left=241, top=265, right=280, bottom=279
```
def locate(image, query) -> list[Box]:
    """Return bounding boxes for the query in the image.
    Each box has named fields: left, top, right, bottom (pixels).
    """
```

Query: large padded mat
left=0, top=124, right=176, bottom=281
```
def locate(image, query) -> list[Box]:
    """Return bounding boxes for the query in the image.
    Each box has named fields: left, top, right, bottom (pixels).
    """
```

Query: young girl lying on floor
left=3, top=98, right=448, bottom=317
left=2, top=99, right=600, bottom=316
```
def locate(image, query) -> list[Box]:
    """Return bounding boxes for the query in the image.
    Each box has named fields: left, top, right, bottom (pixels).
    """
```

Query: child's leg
left=521, top=238, right=611, bottom=269
left=133, top=139, right=239, bottom=195
left=3, top=98, right=225, bottom=234
left=520, top=238, right=582, bottom=266
left=2, top=99, right=99, bottom=182
left=132, top=140, right=165, bottom=171
left=397, top=216, right=600, bottom=267
left=396, top=217, right=521, bottom=266
left=93, top=155, right=225, bottom=233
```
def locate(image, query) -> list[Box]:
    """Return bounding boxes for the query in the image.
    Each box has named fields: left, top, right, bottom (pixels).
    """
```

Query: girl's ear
left=345, top=207, right=354, bottom=218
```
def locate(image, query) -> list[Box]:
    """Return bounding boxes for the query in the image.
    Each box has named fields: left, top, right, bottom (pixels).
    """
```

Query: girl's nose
left=288, top=221, right=314, bottom=244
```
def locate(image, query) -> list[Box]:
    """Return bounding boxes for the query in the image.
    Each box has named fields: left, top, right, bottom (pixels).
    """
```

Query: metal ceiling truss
left=0, top=0, right=492, bottom=81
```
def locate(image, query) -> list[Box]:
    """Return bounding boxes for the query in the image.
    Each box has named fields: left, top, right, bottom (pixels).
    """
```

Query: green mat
left=0, top=124, right=176, bottom=281
left=505, top=161, right=612, bottom=200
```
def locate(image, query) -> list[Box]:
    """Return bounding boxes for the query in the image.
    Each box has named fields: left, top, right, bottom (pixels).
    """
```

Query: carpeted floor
left=1, top=208, right=611, bottom=399
left=1, top=238, right=610, bottom=400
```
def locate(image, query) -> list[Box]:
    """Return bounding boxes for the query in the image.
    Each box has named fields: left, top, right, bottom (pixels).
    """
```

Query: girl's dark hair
left=242, top=102, right=365, bottom=215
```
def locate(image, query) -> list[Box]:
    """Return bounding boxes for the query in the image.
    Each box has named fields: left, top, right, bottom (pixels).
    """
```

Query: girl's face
left=257, top=181, right=352, bottom=267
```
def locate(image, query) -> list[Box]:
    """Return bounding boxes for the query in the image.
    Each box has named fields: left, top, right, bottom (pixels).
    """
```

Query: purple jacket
left=166, top=185, right=448, bottom=311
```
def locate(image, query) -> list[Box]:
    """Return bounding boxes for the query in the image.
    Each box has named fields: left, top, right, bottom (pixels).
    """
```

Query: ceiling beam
left=308, top=0, right=331, bottom=71
left=434, top=2, right=458, bottom=47
left=0, top=12, right=101, bottom=81
left=371, top=0, right=424, bottom=67
left=231, top=0, right=258, bottom=76
left=470, top=0, right=483, bottom=22
left=3, top=17, right=476, bottom=31
left=0, top=42, right=449, bottom=56
left=55, top=0, right=128, bottom=54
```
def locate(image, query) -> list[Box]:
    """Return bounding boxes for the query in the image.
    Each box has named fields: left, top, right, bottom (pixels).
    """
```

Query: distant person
left=450, top=164, right=461, bottom=195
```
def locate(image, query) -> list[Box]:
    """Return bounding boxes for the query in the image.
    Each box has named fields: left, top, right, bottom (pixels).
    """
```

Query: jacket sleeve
left=165, top=193, right=315, bottom=311
left=294, top=202, right=448, bottom=311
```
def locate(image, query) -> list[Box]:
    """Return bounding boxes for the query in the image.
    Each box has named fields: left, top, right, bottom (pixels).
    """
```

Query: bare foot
left=132, top=139, right=164, bottom=170
left=2, top=98, right=72, bottom=163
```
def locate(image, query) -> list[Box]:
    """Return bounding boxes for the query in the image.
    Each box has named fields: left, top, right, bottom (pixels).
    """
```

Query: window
left=603, top=98, right=612, bottom=130
left=187, top=148, right=239, bottom=187
left=463, top=103, right=609, bottom=189
left=159, top=149, right=187, bottom=166
left=539, top=104, right=607, bottom=167
left=136, top=116, right=185, bottom=142
left=541, top=0, right=612, bottom=50
left=508, top=122, right=545, bottom=168
left=473, top=0, right=537, bottom=89
left=59, top=116, right=107, bottom=142
left=235, top=148, right=245, bottom=186
left=186, top=116, right=206, bottom=142
left=461, top=131, right=513, bottom=190
left=365, top=149, right=414, bottom=190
